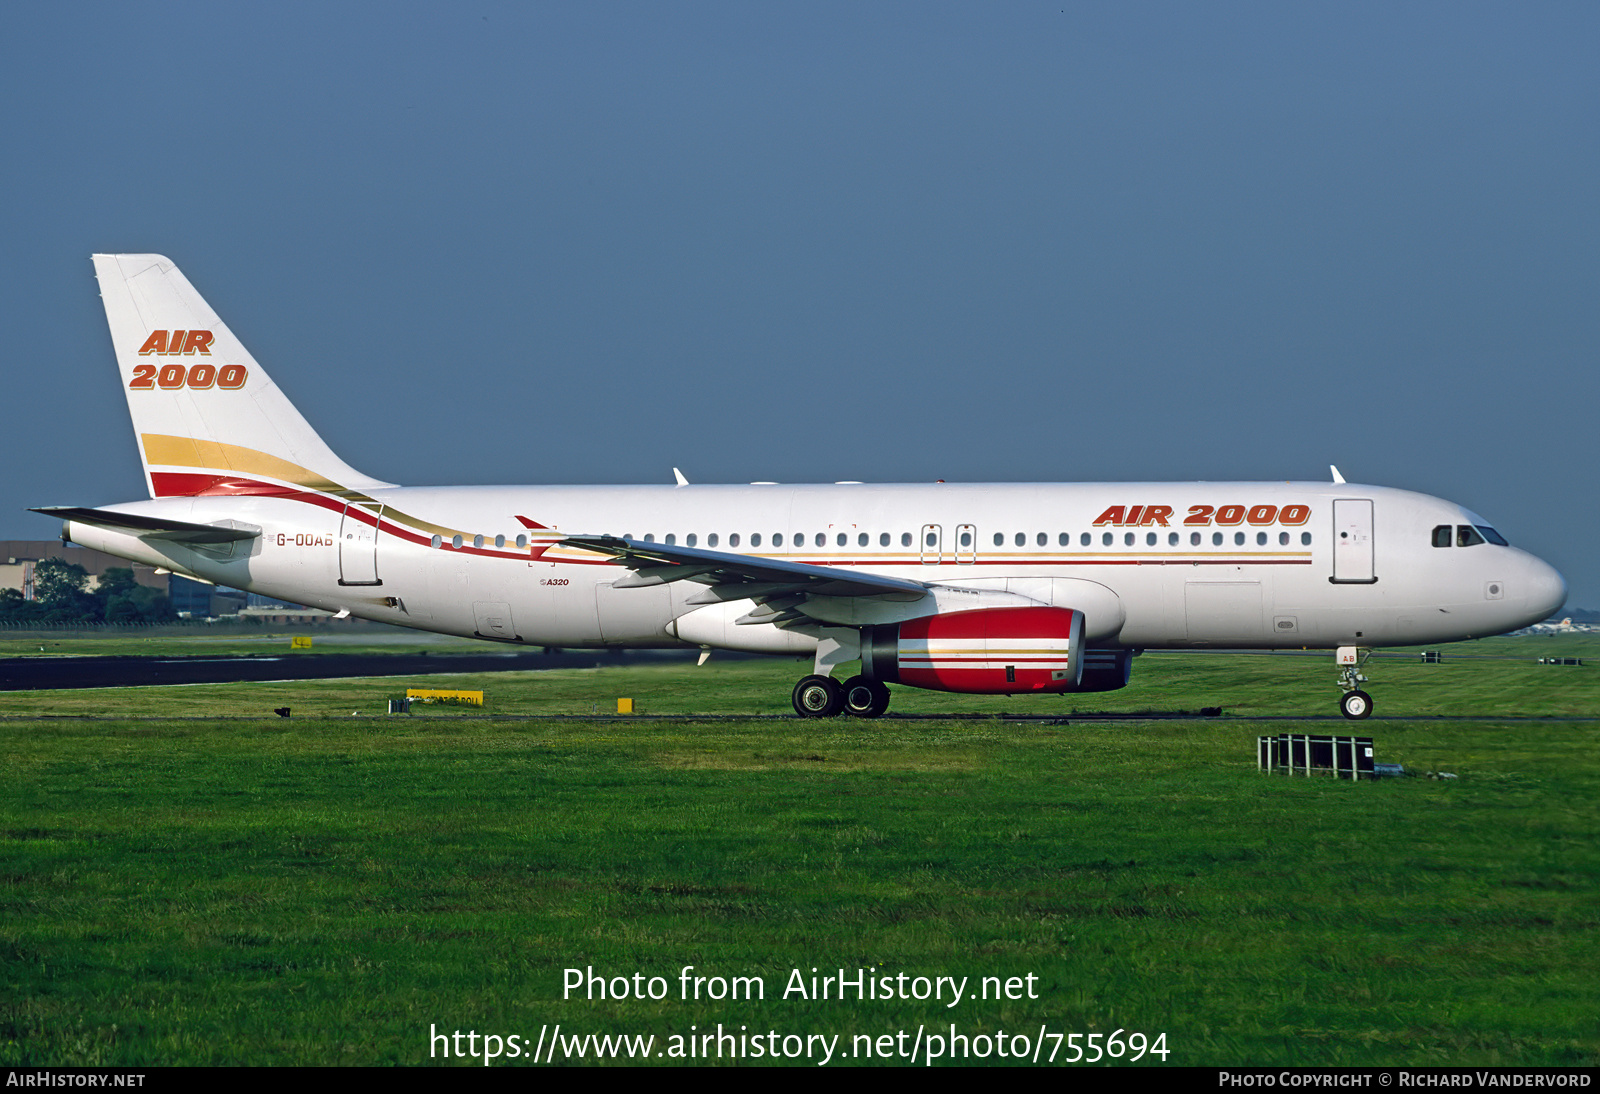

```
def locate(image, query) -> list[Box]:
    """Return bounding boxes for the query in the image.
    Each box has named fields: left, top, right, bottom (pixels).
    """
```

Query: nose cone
left=1526, top=556, right=1568, bottom=622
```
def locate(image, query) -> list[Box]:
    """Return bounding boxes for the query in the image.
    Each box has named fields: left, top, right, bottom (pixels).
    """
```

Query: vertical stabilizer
left=93, top=254, right=394, bottom=499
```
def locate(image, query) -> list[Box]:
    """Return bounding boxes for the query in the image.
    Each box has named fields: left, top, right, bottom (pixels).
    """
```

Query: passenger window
left=452, top=535, right=463, bottom=549
left=494, top=534, right=505, bottom=549
left=901, top=533, right=912, bottom=547
left=1102, top=532, right=1113, bottom=546
left=994, top=532, right=1004, bottom=547
left=1190, top=532, right=1200, bottom=546
left=835, top=533, right=846, bottom=547
left=516, top=534, right=527, bottom=549
left=1168, top=532, right=1178, bottom=546
left=1081, top=532, right=1091, bottom=547
left=1278, top=532, right=1288, bottom=546
left=1301, top=532, right=1312, bottom=545
left=665, top=534, right=676, bottom=546
left=1059, top=533, right=1070, bottom=546
left=959, top=530, right=972, bottom=547
left=474, top=534, right=485, bottom=548
left=729, top=533, right=740, bottom=547
left=708, top=533, right=718, bottom=547
left=858, top=532, right=868, bottom=547
left=1432, top=525, right=1453, bottom=548
left=686, top=533, right=697, bottom=547
left=1212, top=532, right=1222, bottom=546
left=1036, top=532, right=1047, bottom=547
left=431, top=535, right=442, bottom=549
left=769, top=533, right=779, bottom=547
left=925, top=532, right=937, bottom=547
left=1234, top=532, right=1245, bottom=546
left=1256, top=532, right=1267, bottom=546
left=1124, top=532, right=1135, bottom=546
left=1457, top=525, right=1486, bottom=547
left=1146, top=532, right=1157, bottom=546
left=879, top=532, right=889, bottom=546
left=1015, top=532, right=1025, bottom=547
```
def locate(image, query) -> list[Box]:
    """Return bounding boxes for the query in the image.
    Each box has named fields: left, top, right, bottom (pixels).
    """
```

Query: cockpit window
left=1432, top=525, right=1452, bottom=548
left=1477, top=525, right=1508, bottom=546
left=1456, top=525, right=1486, bottom=548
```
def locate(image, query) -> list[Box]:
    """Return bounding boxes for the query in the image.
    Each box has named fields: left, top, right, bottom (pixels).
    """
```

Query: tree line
left=0, top=559, right=175, bottom=623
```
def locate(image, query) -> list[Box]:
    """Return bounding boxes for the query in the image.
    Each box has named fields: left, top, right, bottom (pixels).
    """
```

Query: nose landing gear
left=1337, top=646, right=1373, bottom=719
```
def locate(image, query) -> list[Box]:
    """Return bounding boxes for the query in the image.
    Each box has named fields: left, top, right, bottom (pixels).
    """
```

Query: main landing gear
left=792, top=628, right=891, bottom=719
left=1336, top=645, right=1373, bottom=720
left=791, top=674, right=891, bottom=718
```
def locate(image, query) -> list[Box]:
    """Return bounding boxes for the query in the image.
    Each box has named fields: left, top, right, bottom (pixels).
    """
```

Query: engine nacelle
left=862, top=606, right=1085, bottom=694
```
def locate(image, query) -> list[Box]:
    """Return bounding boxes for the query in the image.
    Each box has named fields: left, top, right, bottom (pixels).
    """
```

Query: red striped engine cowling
left=862, top=607, right=1085, bottom=694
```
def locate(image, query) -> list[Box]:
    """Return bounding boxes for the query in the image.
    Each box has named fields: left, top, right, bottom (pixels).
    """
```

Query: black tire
left=841, top=676, right=891, bottom=718
left=792, top=675, right=843, bottom=718
left=1340, top=690, right=1373, bottom=720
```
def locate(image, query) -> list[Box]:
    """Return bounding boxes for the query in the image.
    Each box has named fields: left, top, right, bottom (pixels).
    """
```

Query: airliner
left=37, top=254, right=1567, bottom=719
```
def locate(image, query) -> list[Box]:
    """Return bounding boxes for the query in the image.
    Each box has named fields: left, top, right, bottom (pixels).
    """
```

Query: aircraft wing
left=560, top=535, right=928, bottom=609
left=31, top=506, right=262, bottom=545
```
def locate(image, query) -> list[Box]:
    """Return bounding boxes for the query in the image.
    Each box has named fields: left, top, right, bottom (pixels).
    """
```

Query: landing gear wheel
left=792, top=675, right=843, bottom=718
left=1340, top=690, right=1373, bottom=720
left=841, top=676, right=891, bottom=718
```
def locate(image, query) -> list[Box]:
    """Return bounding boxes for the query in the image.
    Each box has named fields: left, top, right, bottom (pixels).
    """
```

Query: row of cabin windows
left=618, top=530, right=1314, bottom=549
left=1432, top=524, right=1508, bottom=548
left=425, top=529, right=1319, bottom=551
left=629, top=532, right=905, bottom=547
left=430, top=533, right=528, bottom=550
left=994, top=530, right=1313, bottom=548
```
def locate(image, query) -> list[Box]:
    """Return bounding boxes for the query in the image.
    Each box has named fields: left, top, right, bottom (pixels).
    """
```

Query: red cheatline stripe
left=151, top=472, right=300, bottom=498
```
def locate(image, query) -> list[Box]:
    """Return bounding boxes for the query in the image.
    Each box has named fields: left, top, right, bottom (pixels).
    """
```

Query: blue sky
left=4, top=2, right=1596, bottom=604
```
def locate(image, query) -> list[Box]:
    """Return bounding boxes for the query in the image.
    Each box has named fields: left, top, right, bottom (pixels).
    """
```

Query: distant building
left=168, top=574, right=247, bottom=618
left=1, top=540, right=166, bottom=599
left=1, top=539, right=243, bottom=617
left=0, top=539, right=366, bottom=622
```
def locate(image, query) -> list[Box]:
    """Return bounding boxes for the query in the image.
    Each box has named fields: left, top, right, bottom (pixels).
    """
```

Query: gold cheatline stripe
left=139, top=433, right=461, bottom=538
left=142, top=433, right=344, bottom=494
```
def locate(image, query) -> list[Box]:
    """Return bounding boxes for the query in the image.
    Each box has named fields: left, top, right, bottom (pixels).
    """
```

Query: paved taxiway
left=0, top=650, right=689, bottom=690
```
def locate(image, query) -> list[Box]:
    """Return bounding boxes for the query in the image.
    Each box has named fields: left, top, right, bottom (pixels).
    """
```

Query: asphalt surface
left=0, top=650, right=683, bottom=690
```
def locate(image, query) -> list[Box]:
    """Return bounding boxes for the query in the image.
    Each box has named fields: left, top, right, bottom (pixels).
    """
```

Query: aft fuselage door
left=338, top=502, right=383, bottom=586
left=1331, top=498, right=1376, bottom=584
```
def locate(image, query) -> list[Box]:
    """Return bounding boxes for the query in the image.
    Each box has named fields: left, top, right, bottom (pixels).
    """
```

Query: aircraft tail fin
left=92, top=254, right=394, bottom=500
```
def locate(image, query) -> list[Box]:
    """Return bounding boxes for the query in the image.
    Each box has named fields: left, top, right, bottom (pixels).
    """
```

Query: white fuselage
left=62, top=480, right=1567, bottom=654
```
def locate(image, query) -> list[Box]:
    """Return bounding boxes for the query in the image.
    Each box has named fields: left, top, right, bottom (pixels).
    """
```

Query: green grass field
left=2, top=635, right=1597, bottom=1066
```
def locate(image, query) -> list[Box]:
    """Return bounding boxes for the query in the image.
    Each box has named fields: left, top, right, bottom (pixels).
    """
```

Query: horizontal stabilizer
left=31, top=506, right=261, bottom=544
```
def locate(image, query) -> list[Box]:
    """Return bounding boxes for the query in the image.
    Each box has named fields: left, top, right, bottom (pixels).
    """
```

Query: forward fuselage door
left=338, top=502, right=382, bottom=586
left=1331, top=498, right=1376, bottom=584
